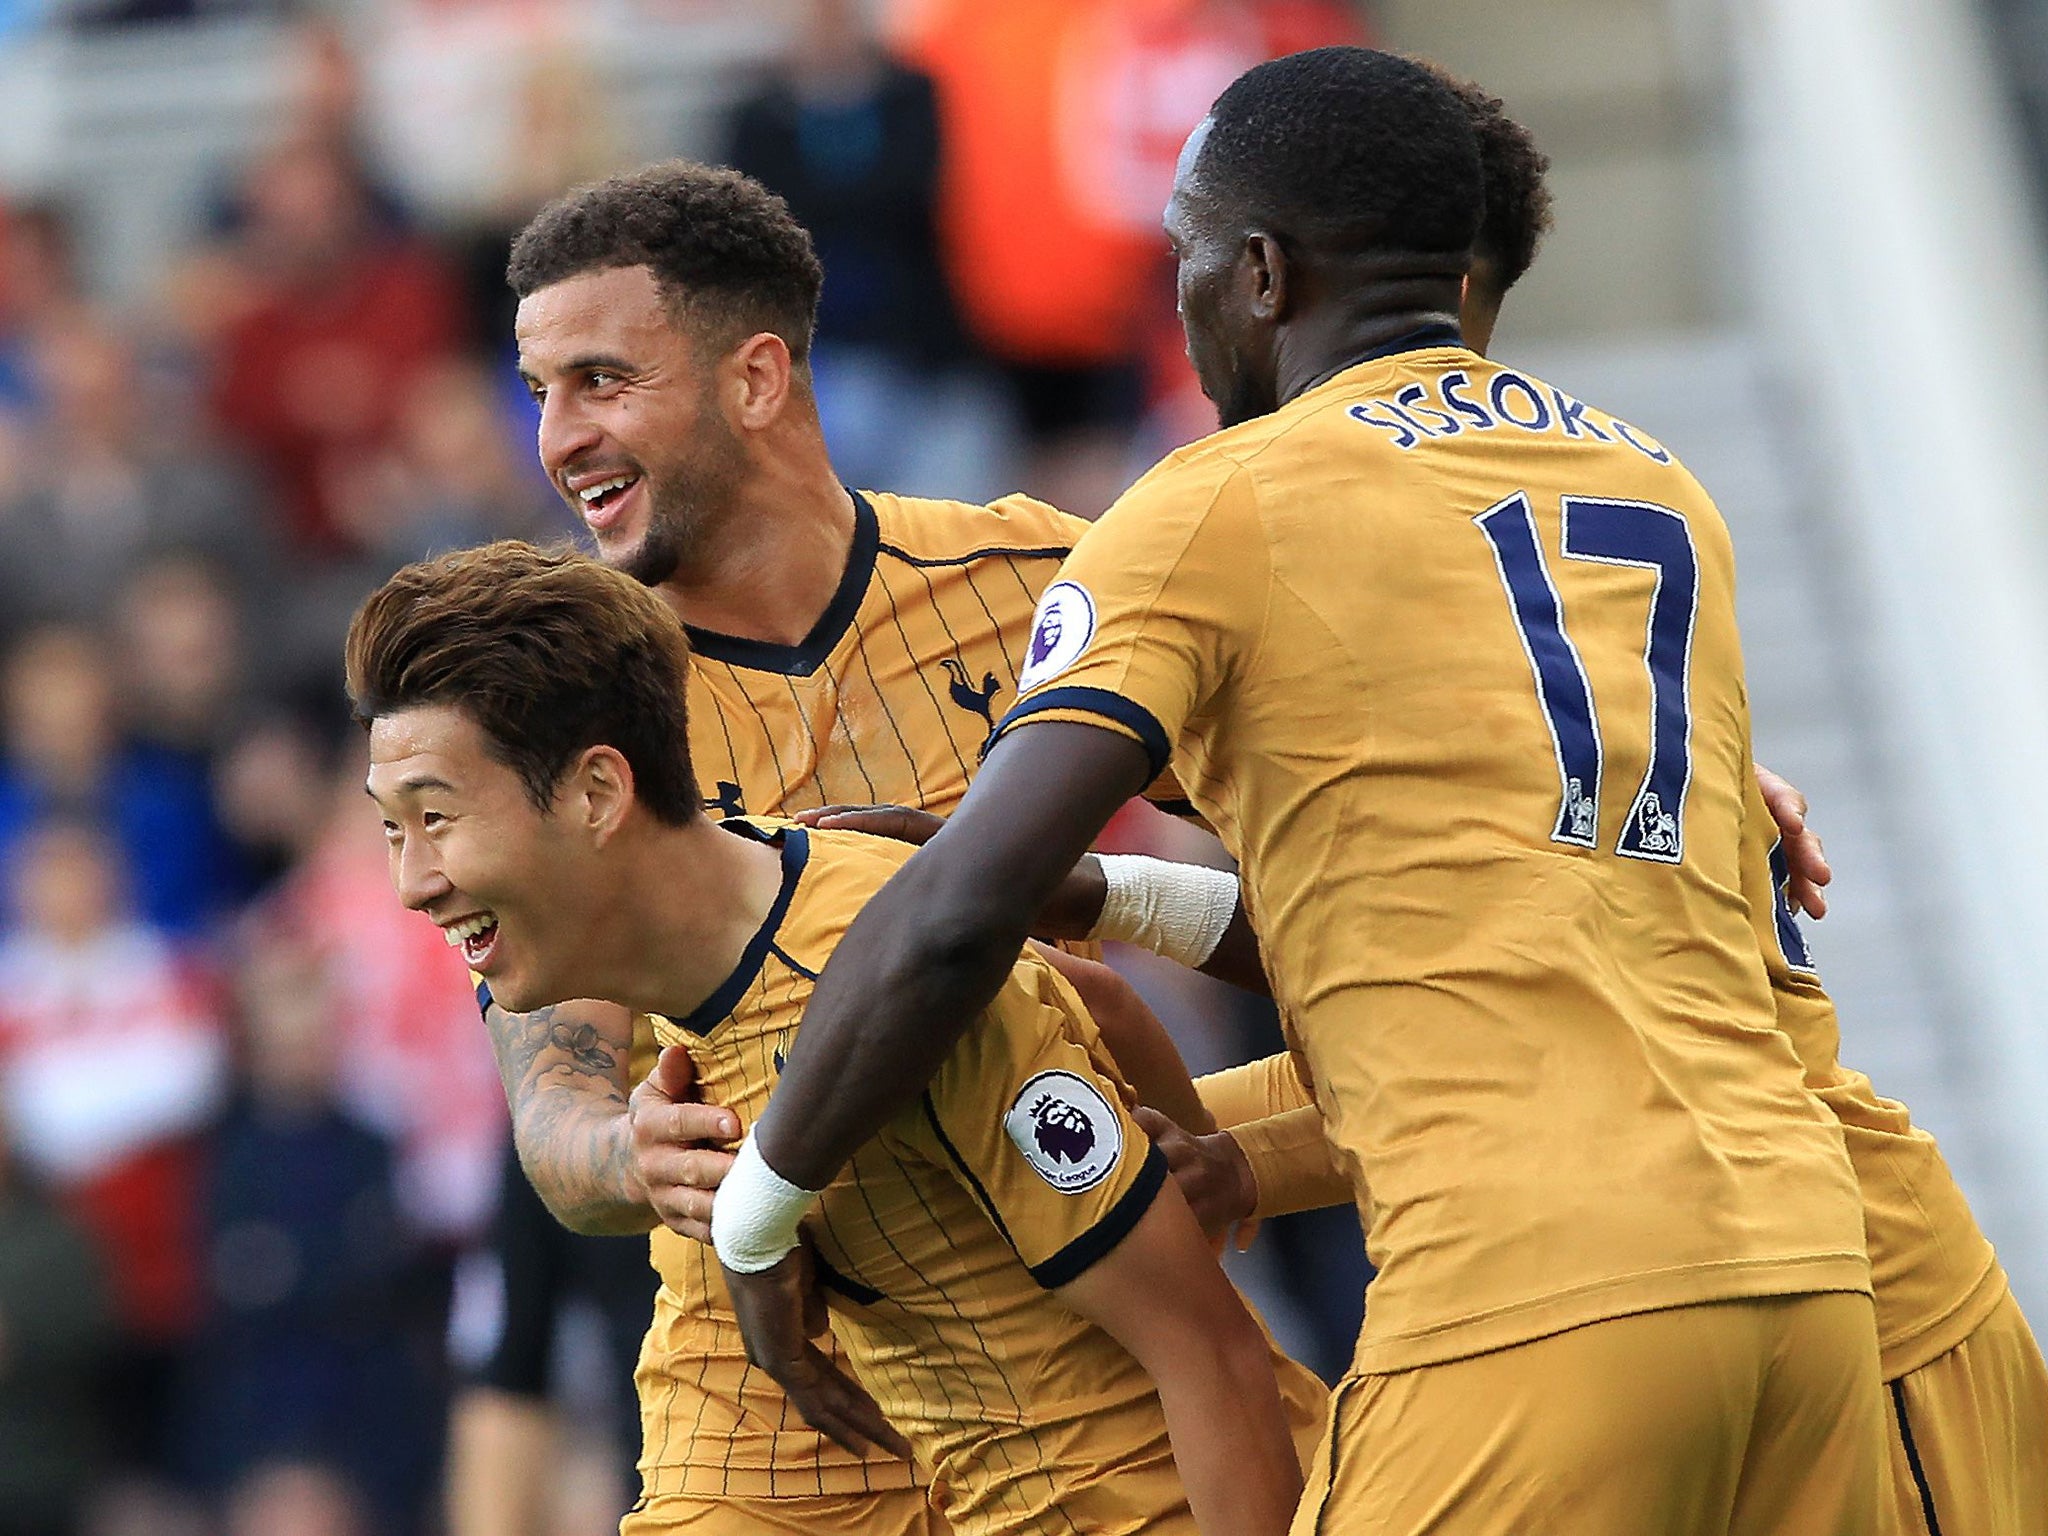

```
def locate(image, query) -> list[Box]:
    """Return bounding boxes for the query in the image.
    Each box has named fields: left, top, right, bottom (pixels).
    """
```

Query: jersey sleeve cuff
left=1026, top=1142, right=1168, bottom=1289
left=990, top=687, right=1172, bottom=780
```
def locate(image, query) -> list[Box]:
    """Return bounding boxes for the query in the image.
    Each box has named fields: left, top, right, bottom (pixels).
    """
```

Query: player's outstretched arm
left=748, top=721, right=1150, bottom=1189
left=1057, top=1176, right=1303, bottom=1535
left=801, top=801, right=1278, bottom=995
left=483, top=996, right=655, bottom=1235
left=718, top=723, right=1150, bottom=1380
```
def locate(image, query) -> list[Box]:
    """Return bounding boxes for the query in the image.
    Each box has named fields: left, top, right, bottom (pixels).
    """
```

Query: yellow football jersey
left=629, top=488, right=1077, bottom=1498
left=641, top=821, right=1316, bottom=1535
left=1741, top=779, right=2005, bottom=1379
left=614, top=488, right=1215, bottom=1501
left=684, top=491, right=1084, bottom=820
left=993, top=338, right=1872, bottom=1374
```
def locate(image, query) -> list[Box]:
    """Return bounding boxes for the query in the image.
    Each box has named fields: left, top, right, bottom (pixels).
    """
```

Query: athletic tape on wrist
left=1086, top=854, right=1241, bottom=968
left=711, top=1132, right=819, bottom=1274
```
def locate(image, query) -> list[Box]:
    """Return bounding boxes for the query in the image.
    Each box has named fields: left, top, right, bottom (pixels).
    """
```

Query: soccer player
left=350, top=541, right=1309, bottom=1536
left=711, top=48, right=1892, bottom=1532
left=488, top=160, right=1326, bottom=1531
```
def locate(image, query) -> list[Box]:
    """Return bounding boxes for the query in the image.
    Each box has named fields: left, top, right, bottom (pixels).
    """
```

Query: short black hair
left=507, top=160, right=825, bottom=360
left=346, top=541, right=702, bottom=826
left=1426, top=68, right=1552, bottom=294
left=1196, top=48, right=1482, bottom=260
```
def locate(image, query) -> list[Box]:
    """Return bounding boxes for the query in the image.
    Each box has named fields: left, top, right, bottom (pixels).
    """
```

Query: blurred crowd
left=0, top=1, right=1368, bottom=1532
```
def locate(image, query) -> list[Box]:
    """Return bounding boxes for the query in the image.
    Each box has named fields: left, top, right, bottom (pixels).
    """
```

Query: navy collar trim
left=1359, top=322, right=1464, bottom=363
left=657, top=821, right=811, bottom=1037
left=683, top=491, right=879, bottom=678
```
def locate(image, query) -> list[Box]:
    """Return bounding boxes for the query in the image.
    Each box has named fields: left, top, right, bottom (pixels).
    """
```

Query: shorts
left=1293, top=1291, right=1887, bottom=1535
left=1886, top=1284, right=2048, bottom=1534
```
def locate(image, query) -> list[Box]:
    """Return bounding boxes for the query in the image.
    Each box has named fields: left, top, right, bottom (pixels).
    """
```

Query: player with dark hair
left=1060, top=69, right=2048, bottom=1534
left=350, top=541, right=1312, bottom=1536
left=482, top=159, right=1330, bottom=1532
left=1431, top=70, right=1553, bottom=354
left=711, top=47, right=1892, bottom=1532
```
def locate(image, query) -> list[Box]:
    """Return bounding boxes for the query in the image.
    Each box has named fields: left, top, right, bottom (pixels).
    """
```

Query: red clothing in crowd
left=273, top=811, right=506, bottom=1242
left=0, top=924, right=226, bottom=1341
left=209, top=239, right=462, bottom=557
left=893, top=0, right=1363, bottom=368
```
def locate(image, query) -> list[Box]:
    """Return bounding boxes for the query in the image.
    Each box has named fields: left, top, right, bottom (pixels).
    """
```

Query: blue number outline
left=1559, top=497, right=1699, bottom=864
left=1477, top=492, right=1701, bottom=861
left=1474, top=493, right=1603, bottom=848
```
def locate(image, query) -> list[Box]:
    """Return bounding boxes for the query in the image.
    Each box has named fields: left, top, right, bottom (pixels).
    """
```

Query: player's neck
left=1275, top=283, right=1466, bottom=408
left=655, top=427, right=856, bottom=647
left=580, top=817, right=789, bottom=1019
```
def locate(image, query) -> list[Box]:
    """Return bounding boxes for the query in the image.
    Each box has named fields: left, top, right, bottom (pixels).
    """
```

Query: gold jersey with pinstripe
left=642, top=820, right=1200, bottom=1536
left=684, top=490, right=1084, bottom=821
left=627, top=488, right=1080, bottom=1504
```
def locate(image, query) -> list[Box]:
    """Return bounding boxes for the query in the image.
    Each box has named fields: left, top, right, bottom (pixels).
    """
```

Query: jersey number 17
left=1476, top=493, right=1699, bottom=865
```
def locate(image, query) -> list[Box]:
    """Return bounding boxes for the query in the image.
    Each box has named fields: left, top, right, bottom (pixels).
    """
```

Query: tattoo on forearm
left=485, top=1001, right=652, bottom=1235
left=548, top=1019, right=616, bottom=1075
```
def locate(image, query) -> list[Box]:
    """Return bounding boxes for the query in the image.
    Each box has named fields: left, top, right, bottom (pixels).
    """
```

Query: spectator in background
left=0, top=625, right=240, bottom=937
left=221, top=1461, right=369, bottom=1536
left=213, top=709, right=345, bottom=902
left=178, top=940, right=434, bottom=1530
left=0, top=1101, right=116, bottom=1536
left=892, top=0, right=1361, bottom=513
left=205, top=134, right=462, bottom=559
left=444, top=1136, right=654, bottom=1536
left=0, top=820, right=226, bottom=1483
left=0, top=317, right=275, bottom=642
left=267, top=760, right=505, bottom=1250
left=116, top=558, right=250, bottom=760
left=336, top=354, right=561, bottom=563
left=724, top=0, right=1011, bottom=500
left=0, top=200, right=84, bottom=424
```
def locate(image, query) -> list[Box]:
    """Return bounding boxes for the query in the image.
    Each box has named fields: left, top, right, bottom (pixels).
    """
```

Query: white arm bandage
left=710, top=1132, right=821, bottom=1274
left=1086, top=854, right=1241, bottom=969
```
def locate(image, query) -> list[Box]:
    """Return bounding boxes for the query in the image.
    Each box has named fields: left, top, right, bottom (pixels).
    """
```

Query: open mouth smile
left=442, top=912, right=502, bottom=969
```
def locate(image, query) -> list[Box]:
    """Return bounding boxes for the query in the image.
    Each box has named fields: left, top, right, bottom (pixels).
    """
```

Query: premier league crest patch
left=1004, top=1069, right=1122, bottom=1193
left=1016, top=581, right=1096, bottom=694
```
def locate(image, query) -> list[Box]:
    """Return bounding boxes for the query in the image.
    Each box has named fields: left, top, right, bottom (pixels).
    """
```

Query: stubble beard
left=612, top=401, right=749, bottom=589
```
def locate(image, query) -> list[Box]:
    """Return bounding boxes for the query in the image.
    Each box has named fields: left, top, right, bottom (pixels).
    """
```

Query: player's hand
left=722, top=1247, right=913, bottom=1461
left=1134, top=1107, right=1262, bottom=1254
left=628, top=1046, right=741, bottom=1243
left=795, top=804, right=945, bottom=845
left=1754, top=762, right=1832, bottom=918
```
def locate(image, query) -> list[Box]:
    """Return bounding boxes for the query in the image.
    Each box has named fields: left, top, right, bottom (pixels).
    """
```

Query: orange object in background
left=893, top=0, right=1362, bottom=369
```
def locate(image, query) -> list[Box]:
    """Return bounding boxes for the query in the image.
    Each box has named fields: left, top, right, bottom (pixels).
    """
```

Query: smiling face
left=1165, top=117, right=1276, bottom=430
left=515, top=265, right=747, bottom=585
left=366, top=702, right=605, bottom=1014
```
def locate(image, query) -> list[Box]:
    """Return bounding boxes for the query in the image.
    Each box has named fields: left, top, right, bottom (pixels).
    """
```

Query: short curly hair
left=1195, top=48, right=1482, bottom=259
left=507, top=161, right=824, bottom=360
left=1425, top=67, right=1552, bottom=295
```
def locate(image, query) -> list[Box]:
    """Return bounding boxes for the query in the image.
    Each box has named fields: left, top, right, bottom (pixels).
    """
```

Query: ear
left=727, top=331, right=795, bottom=432
left=1243, top=231, right=1290, bottom=323
left=570, top=745, right=636, bottom=844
